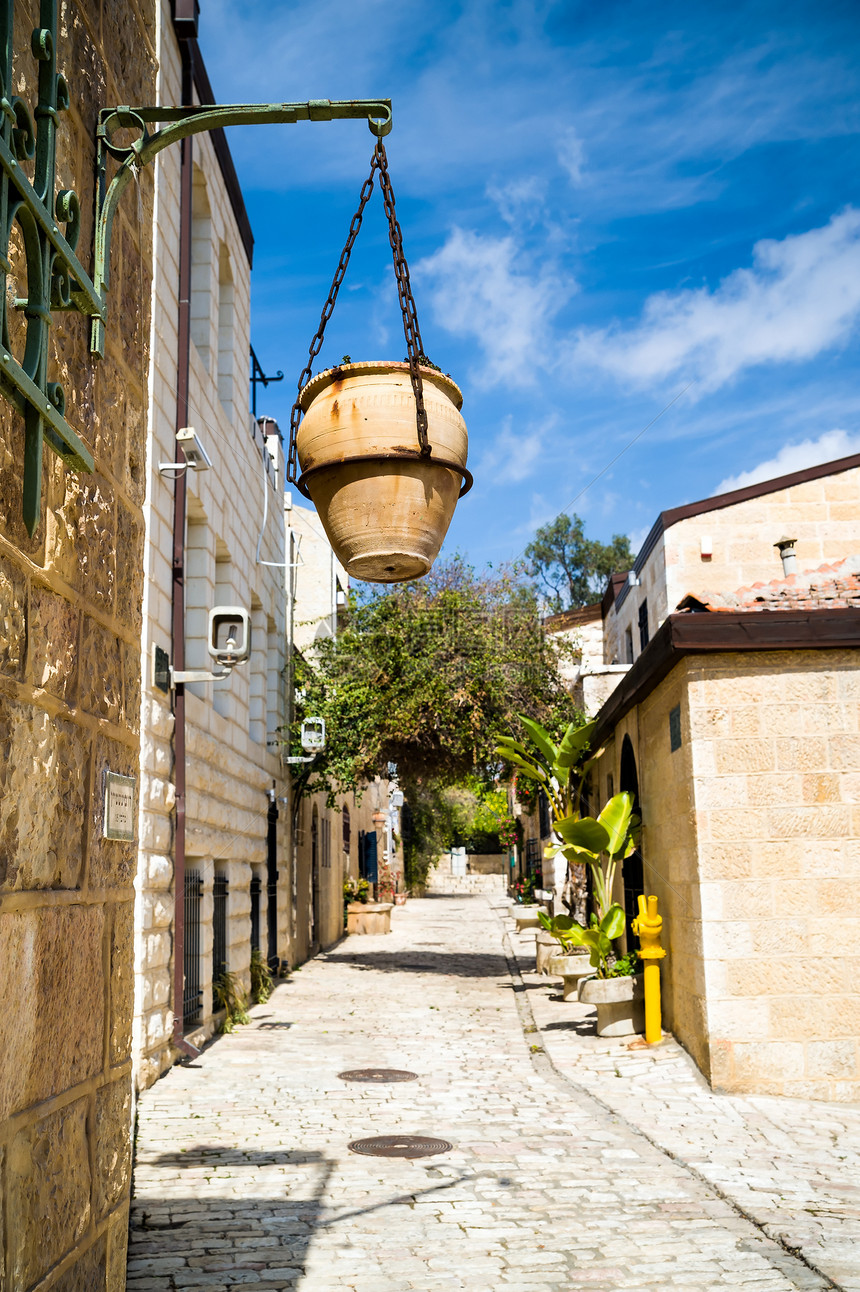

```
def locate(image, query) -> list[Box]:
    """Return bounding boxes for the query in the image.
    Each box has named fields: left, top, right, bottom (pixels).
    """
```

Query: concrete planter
left=514, top=905, right=542, bottom=934
left=547, top=953, right=593, bottom=1000
left=535, top=930, right=557, bottom=974
left=346, top=902, right=393, bottom=935
left=579, top=973, right=645, bottom=1036
left=296, top=361, right=468, bottom=583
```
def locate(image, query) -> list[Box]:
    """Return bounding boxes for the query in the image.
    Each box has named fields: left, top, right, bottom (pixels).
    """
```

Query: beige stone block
left=831, top=1080, right=860, bottom=1102
left=714, top=740, right=773, bottom=774
left=7, top=1098, right=92, bottom=1289
left=694, top=774, right=747, bottom=810
left=0, top=701, right=87, bottom=890
left=110, top=901, right=134, bottom=1066
left=707, top=1037, right=734, bottom=1087
left=689, top=706, right=731, bottom=737
left=28, top=585, right=79, bottom=702
left=50, top=1233, right=108, bottom=1292
left=726, top=958, right=793, bottom=997
left=732, top=1040, right=805, bottom=1083
left=746, top=773, right=802, bottom=807
left=806, top=1039, right=858, bottom=1079
left=94, top=1074, right=133, bottom=1219
left=758, top=703, right=804, bottom=736
left=0, top=906, right=104, bottom=1120
left=800, top=839, right=853, bottom=878
left=831, top=733, right=860, bottom=770
left=842, top=772, right=860, bottom=803
left=776, top=737, right=829, bottom=771
left=730, top=707, right=765, bottom=738
left=707, top=996, right=770, bottom=1037
left=702, top=921, right=754, bottom=958
left=709, top=807, right=768, bottom=840
left=51, top=472, right=116, bottom=613
left=142, top=892, right=172, bottom=929
left=698, top=841, right=752, bottom=879
left=107, top=1207, right=129, bottom=1292
left=802, top=772, right=843, bottom=803
left=143, top=928, right=171, bottom=966
left=145, top=851, right=173, bottom=889
left=770, top=995, right=856, bottom=1040
left=770, top=804, right=851, bottom=838
left=79, top=616, right=123, bottom=724
left=721, top=880, right=774, bottom=920
left=752, top=921, right=808, bottom=955
left=0, top=555, right=27, bottom=681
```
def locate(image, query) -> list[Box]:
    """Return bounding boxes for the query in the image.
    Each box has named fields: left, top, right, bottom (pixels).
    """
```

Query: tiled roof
left=676, top=556, right=860, bottom=613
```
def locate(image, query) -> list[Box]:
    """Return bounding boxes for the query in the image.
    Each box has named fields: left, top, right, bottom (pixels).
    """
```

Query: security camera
left=158, top=426, right=212, bottom=474
left=208, top=607, right=252, bottom=667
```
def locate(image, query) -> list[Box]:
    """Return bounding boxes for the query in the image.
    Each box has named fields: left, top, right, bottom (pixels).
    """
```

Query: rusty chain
left=287, top=140, right=431, bottom=486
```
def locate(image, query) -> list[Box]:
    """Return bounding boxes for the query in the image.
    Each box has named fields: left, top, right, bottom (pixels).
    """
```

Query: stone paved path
left=127, top=896, right=860, bottom=1291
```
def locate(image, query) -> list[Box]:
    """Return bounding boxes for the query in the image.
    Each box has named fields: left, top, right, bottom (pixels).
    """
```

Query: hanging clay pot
left=295, top=360, right=470, bottom=583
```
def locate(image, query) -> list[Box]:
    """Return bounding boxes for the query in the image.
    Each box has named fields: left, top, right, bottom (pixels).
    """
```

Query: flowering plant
left=512, top=876, right=536, bottom=904
left=513, top=774, right=538, bottom=812
left=497, top=815, right=519, bottom=852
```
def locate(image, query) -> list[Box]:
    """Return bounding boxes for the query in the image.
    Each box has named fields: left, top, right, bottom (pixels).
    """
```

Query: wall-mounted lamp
left=627, top=571, right=641, bottom=588
left=0, top=0, right=392, bottom=535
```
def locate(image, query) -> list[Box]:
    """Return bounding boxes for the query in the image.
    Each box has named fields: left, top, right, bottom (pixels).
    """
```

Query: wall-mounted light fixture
left=0, top=0, right=392, bottom=535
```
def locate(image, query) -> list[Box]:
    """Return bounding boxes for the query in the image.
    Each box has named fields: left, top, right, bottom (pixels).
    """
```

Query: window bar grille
left=213, top=874, right=229, bottom=984
left=250, top=875, right=261, bottom=954
left=183, top=869, right=203, bottom=1028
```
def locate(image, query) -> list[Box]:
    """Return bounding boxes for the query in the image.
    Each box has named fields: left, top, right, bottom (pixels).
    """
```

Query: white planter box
left=579, top=973, right=645, bottom=1036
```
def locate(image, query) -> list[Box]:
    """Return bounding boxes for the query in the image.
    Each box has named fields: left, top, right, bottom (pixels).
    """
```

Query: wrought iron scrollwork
left=1, top=0, right=102, bottom=535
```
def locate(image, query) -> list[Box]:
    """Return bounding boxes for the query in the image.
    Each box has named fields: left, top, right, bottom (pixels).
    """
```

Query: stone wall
left=600, top=649, right=860, bottom=1102
left=0, top=0, right=156, bottom=1286
left=605, top=464, right=860, bottom=667
left=134, top=0, right=289, bottom=1087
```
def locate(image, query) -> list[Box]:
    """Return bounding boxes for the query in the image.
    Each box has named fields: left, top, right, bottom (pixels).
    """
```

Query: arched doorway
left=619, top=735, right=644, bottom=941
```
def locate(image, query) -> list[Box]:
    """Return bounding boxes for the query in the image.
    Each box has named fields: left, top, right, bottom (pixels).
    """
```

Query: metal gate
left=183, top=869, right=203, bottom=1027
left=250, top=874, right=261, bottom=953
left=213, top=874, right=229, bottom=982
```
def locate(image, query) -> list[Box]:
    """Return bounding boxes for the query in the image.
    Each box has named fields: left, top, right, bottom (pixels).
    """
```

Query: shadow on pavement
left=324, top=949, right=510, bottom=978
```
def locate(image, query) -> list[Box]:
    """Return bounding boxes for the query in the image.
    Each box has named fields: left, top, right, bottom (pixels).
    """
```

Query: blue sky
left=200, top=0, right=860, bottom=568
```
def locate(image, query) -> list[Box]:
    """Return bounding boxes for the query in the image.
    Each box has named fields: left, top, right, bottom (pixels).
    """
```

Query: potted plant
left=296, top=360, right=469, bottom=583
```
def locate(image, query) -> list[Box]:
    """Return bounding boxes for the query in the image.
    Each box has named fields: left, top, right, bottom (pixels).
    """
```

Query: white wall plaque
left=104, top=771, right=136, bottom=841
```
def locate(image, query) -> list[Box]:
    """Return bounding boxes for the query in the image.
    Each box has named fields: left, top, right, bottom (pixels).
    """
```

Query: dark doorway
left=619, top=735, right=644, bottom=940
left=250, top=874, right=261, bottom=954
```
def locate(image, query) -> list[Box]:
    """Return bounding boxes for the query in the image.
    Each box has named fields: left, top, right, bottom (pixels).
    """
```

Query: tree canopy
left=291, top=556, right=577, bottom=798
left=524, top=513, right=633, bottom=613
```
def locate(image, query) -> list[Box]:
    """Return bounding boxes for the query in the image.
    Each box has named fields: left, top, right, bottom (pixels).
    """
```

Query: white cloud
left=716, top=428, right=860, bottom=493
left=558, top=127, right=587, bottom=185
left=417, top=229, right=573, bottom=387
left=572, top=209, right=860, bottom=391
left=481, top=415, right=547, bottom=485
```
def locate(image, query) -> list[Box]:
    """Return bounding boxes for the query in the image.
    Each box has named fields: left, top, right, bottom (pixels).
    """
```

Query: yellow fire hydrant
left=632, top=893, right=666, bottom=1044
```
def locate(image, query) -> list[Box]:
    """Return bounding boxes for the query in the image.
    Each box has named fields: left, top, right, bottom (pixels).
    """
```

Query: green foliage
left=525, top=513, right=633, bottom=613
left=551, top=792, right=639, bottom=920
left=249, top=948, right=273, bottom=1005
left=344, top=877, right=371, bottom=903
left=538, top=904, right=632, bottom=978
left=213, top=970, right=251, bottom=1033
left=289, top=557, right=576, bottom=800
left=495, top=714, right=598, bottom=826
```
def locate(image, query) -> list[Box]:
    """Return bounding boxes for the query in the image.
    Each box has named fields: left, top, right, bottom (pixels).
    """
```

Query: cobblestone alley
left=127, top=897, right=860, bottom=1291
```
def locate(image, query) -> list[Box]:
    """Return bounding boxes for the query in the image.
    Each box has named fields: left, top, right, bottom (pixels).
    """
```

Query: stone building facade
left=571, top=453, right=860, bottom=1102
left=133, top=1, right=290, bottom=1088
left=0, top=0, right=156, bottom=1286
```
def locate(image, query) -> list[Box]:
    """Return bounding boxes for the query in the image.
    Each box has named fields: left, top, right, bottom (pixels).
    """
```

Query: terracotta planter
left=579, top=973, right=645, bottom=1036
left=394, top=892, right=408, bottom=906
left=296, top=361, right=469, bottom=582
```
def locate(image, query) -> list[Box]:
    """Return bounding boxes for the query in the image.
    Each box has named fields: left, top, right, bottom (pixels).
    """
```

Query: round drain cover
left=338, top=1068, right=418, bottom=1083
left=348, top=1135, right=452, bottom=1158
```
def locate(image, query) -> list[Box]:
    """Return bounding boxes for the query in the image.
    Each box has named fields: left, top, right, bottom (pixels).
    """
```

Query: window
left=183, top=868, right=203, bottom=1027
left=190, top=167, right=212, bottom=370
left=217, top=242, right=235, bottom=421
left=638, top=599, right=649, bottom=651
left=625, top=626, right=634, bottom=663
left=322, top=816, right=331, bottom=868
left=185, top=504, right=212, bottom=701
left=538, top=789, right=551, bottom=839
left=213, top=543, right=232, bottom=718
left=213, top=873, right=229, bottom=984
left=342, top=805, right=351, bottom=853
left=250, top=874, right=261, bottom=953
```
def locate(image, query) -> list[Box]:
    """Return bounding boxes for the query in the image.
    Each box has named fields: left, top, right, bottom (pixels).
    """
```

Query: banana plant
left=538, top=904, right=627, bottom=978
left=552, top=791, right=640, bottom=921
left=495, top=715, right=601, bottom=826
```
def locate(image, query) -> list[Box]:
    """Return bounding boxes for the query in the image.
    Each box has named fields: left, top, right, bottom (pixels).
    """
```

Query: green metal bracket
left=0, top=0, right=391, bottom=536
left=0, top=0, right=101, bottom=535
left=92, top=97, right=392, bottom=357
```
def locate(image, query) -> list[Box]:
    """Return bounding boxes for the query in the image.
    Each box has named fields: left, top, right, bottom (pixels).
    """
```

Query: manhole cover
left=338, top=1068, right=418, bottom=1083
left=348, top=1135, right=452, bottom=1158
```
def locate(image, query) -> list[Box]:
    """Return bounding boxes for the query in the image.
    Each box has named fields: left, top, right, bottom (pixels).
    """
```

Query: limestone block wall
left=0, top=0, right=156, bottom=1285
left=134, top=1, right=288, bottom=1088
left=605, top=463, right=860, bottom=666
left=686, top=648, right=860, bottom=1101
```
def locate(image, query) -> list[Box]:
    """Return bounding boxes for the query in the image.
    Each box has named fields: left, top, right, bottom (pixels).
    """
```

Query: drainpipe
left=171, top=19, right=199, bottom=1061
left=266, top=783, right=279, bottom=972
